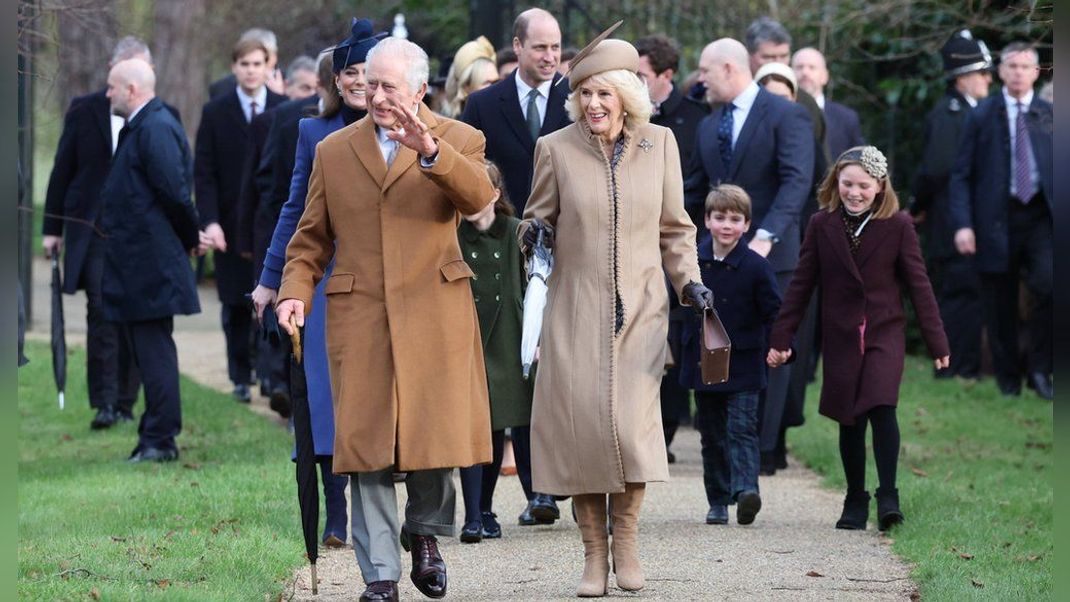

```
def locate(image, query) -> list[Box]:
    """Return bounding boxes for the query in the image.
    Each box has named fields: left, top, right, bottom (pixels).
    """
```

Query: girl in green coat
left=457, top=161, right=535, bottom=543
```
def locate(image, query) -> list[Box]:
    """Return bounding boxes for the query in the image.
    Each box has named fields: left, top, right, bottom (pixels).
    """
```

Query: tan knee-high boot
left=609, top=482, right=646, bottom=591
left=573, top=494, right=609, bottom=597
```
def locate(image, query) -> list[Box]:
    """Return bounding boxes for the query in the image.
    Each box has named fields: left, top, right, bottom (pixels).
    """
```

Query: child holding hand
left=767, top=146, right=949, bottom=531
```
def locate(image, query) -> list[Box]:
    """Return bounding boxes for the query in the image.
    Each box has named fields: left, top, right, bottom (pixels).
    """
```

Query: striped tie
left=1014, top=102, right=1034, bottom=203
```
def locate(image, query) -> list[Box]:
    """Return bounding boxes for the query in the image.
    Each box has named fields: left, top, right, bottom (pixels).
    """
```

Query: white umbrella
left=521, top=228, right=554, bottom=379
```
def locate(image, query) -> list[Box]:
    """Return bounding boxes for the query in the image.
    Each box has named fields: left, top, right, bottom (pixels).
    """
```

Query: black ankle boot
left=875, top=487, right=904, bottom=531
left=835, top=491, right=870, bottom=530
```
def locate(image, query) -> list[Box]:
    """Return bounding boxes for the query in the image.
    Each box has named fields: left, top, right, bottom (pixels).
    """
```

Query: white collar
left=1002, top=86, right=1033, bottom=110
left=516, top=72, right=553, bottom=100
left=237, top=85, right=267, bottom=107
left=963, top=94, right=978, bottom=108
left=126, top=99, right=150, bottom=123
left=730, top=81, right=761, bottom=111
left=813, top=92, right=826, bottom=110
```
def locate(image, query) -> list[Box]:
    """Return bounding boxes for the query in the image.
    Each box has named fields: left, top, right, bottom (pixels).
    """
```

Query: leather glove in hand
left=681, top=281, right=714, bottom=315
left=521, top=218, right=555, bottom=252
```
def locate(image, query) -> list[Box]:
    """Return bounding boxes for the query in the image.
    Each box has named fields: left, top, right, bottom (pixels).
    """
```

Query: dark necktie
left=116, top=117, right=130, bottom=151
left=717, top=103, right=735, bottom=170
left=249, top=100, right=259, bottom=122
left=1014, top=101, right=1034, bottom=203
left=525, top=89, right=541, bottom=141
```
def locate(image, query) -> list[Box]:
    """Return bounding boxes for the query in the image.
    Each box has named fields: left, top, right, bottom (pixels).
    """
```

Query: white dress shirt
left=727, top=81, right=761, bottom=147
left=375, top=125, right=400, bottom=165
left=515, top=74, right=553, bottom=126
left=110, top=114, right=125, bottom=154
left=813, top=92, right=826, bottom=111
left=1002, top=86, right=1039, bottom=199
left=236, top=85, right=267, bottom=123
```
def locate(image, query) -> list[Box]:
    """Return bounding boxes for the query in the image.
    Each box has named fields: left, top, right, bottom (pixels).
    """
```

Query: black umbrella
left=50, top=255, right=67, bottom=409
left=289, top=317, right=319, bottom=594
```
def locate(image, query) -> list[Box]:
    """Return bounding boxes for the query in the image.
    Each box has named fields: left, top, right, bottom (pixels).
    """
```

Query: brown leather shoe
left=359, top=580, right=398, bottom=601
left=408, top=533, right=447, bottom=598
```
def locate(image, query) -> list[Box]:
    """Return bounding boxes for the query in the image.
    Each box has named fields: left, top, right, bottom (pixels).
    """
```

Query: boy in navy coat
left=680, top=185, right=783, bottom=526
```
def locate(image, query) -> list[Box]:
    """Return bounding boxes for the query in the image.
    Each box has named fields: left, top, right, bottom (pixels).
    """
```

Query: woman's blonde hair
left=441, top=57, right=497, bottom=118
left=566, top=68, right=652, bottom=131
left=817, top=149, right=900, bottom=219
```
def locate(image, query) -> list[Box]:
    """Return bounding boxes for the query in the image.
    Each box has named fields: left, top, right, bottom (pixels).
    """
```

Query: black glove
left=521, top=218, right=555, bottom=252
left=681, top=281, right=714, bottom=315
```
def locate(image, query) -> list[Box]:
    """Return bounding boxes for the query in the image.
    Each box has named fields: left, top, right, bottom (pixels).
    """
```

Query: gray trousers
left=350, top=468, right=456, bottom=584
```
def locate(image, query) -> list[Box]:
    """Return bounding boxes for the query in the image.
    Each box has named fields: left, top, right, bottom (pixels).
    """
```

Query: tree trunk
left=153, top=0, right=208, bottom=145
left=56, top=0, right=116, bottom=105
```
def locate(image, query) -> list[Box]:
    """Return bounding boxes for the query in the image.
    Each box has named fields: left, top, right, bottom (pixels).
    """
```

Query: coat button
left=495, top=294, right=500, bottom=301
left=472, top=274, right=478, bottom=280
left=495, top=273, right=501, bottom=280
left=471, top=251, right=479, bottom=259
left=493, top=251, right=501, bottom=259
left=474, top=296, right=480, bottom=302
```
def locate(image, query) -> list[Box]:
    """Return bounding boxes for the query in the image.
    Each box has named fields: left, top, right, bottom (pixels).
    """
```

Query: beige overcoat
left=520, top=121, right=701, bottom=495
left=279, top=105, right=495, bottom=474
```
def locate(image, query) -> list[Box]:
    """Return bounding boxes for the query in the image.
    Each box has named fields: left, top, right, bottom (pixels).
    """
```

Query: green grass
left=790, top=355, right=1053, bottom=599
left=18, top=342, right=306, bottom=600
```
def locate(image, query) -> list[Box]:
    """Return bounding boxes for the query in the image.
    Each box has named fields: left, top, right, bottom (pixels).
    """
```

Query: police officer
left=910, top=30, right=992, bottom=380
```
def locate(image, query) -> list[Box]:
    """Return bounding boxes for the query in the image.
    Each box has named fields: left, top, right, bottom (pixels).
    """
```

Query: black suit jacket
left=684, top=87, right=815, bottom=273
left=651, top=85, right=709, bottom=172
left=43, top=90, right=181, bottom=293
left=823, top=100, right=864, bottom=161
left=235, top=108, right=276, bottom=259
left=912, top=91, right=974, bottom=259
left=99, top=98, right=200, bottom=322
left=948, top=91, right=1053, bottom=273
left=209, top=74, right=237, bottom=99
left=194, top=88, right=285, bottom=301
left=460, top=71, right=572, bottom=215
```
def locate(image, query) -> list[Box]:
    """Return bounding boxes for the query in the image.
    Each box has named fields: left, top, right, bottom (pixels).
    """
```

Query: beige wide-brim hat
left=452, top=35, right=496, bottom=76
left=565, top=21, right=639, bottom=91
left=753, top=61, right=798, bottom=96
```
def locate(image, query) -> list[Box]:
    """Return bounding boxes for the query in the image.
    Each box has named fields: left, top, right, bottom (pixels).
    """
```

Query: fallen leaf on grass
left=156, top=579, right=170, bottom=589
left=60, top=434, right=73, bottom=442
left=806, top=571, right=824, bottom=578
left=971, top=579, right=984, bottom=588
left=959, top=553, right=974, bottom=560
left=90, top=588, right=101, bottom=600
left=182, top=462, right=202, bottom=470
left=910, top=467, right=928, bottom=477
left=1025, top=441, right=1050, bottom=449
left=110, top=536, right=126, bottom=542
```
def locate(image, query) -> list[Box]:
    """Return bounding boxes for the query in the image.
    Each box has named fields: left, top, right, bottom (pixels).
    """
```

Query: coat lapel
left=347, top=117, right=387, bottom=188
left=820, top=212, right=863, bottom=283
left=541, top=74, right=568, bottom=135
left=498, top=72, right=534, bottom=148
left=381, top=104, right=440, bottom=193
left=853, top=215, right=896, bottom=269
left=729, top=91, right=767, bottom=179
left=93, top=91, right=112, bottom=149
left=225, top=91, right=250, bottom=137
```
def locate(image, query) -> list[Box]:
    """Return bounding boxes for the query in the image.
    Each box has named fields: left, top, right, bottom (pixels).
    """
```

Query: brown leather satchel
left=700, top=308, right=731, bottom=385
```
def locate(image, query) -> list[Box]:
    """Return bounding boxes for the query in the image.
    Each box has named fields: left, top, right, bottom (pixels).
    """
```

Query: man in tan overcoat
left=277, top=37, right=495, bottom=602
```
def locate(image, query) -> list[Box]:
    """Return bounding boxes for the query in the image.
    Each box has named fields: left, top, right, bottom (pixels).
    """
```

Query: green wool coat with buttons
left=458, top=215, right=534, bottom=431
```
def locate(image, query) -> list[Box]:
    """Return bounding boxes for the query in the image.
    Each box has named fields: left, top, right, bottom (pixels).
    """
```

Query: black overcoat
left=194, top=88, right=284, bottom=303
left=99, top=98, right=201, bottom=322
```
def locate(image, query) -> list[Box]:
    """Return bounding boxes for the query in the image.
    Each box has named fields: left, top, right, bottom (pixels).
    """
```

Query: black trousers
left=221, top=303, right=253, bottom=386
left=981, top=198, right=1052, bottom=385
left=82, top=236, right=121, bottom=409
left=120, top=317, right=181, bottom=451
left=759, top=270, right=797, bottom=454
left=509, top=425, right=536, bottom=500
left=933, top=254, right=982, bottom=378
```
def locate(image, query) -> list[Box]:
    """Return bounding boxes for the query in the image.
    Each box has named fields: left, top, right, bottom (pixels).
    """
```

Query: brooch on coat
left=638, top=138, right=653, bottom=153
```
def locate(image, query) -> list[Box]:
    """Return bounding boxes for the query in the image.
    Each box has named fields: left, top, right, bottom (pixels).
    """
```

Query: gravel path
left=27, top=256, right=917, bottom=600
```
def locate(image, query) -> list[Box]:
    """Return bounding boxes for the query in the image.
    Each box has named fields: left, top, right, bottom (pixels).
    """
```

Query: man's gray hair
left=285, top=55, right=317, bottom=81
left=744, top=17, right=792, bottom=54
left=111, top=36, right=152, bottom=67
left=240, top=28, right=278, bottom=55
left=366, top=37, right=429, bottom=93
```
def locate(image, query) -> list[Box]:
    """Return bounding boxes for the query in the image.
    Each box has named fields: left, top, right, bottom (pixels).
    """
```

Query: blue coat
left=99, top=98, right=201, bottom=322
left=679, top=235, right=781, bottom=393
left=947, top=91, right=1053, bottom=273
left=460, top=70, right=572, bottom=215
left=684, top=87, right=814, bottom=273
left=261, top=114, right=345, bottom=457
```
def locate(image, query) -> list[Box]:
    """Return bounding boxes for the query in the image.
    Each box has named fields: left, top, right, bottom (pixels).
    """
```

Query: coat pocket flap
left=325, top=273, right=355, bottom=294
left=440, top=260, right=475, bottom=282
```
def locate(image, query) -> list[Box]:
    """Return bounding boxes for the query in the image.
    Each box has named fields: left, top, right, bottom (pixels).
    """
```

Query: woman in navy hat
left=251, top=17, right=387, bottom=548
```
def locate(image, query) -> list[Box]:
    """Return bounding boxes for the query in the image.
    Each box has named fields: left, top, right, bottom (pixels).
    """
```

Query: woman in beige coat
left=519, top=37, right=712, bottom=597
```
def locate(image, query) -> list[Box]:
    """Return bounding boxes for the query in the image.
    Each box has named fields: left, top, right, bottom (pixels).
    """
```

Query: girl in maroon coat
left=768, top=146, right=949, bottom=531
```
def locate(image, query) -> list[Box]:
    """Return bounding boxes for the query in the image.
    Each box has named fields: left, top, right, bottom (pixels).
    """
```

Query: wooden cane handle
left=289, top=315, right=303, bottom=364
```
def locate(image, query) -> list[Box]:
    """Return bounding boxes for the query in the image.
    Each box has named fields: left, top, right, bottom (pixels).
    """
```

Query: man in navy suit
left=99, top=58, right=203, bottom=462
left=949, top=42, right=1053, bottom=400
left=684, top=38, right=813, bottom=475
left=195, top=38, right=286, bottom=403
left=42, top=37, right=180, bottom=430
left=791, top=47, right=864, bottom=160
left=460, top=7, right=571, bottom=526
left=461, top=8, right=571, bottom=216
